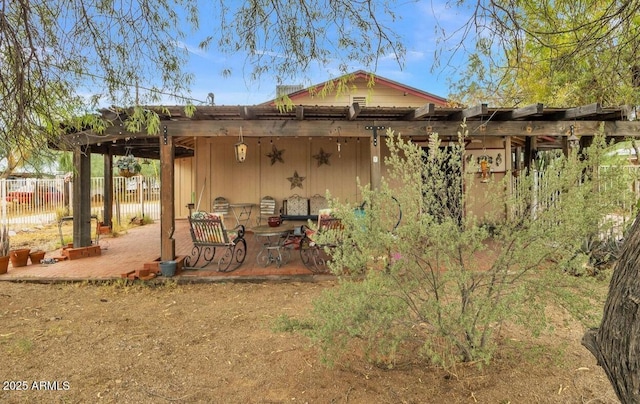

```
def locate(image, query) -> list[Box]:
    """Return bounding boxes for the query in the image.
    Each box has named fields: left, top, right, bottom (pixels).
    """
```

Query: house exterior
left=184, top=71, right=450, bottom=220
left=65, top=72, right=640, bottom=262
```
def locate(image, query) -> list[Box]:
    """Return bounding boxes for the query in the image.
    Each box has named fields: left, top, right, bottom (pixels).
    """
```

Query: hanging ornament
left=313, top=148, right=332, bottom=167
left=287, top=170, right=306, bottom=189
left=266, top=144, right=285, bottom=165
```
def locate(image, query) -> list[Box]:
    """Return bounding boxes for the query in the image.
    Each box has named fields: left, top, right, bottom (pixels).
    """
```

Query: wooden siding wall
left=291, top=77, right=436, bottom=107
left=379, top=136, right=509, bottom=221
left=181, top=134, right=510, bottom=223
left=174, top=156, right=195, bottom=218
left=191, top=136, right=371, bottom=217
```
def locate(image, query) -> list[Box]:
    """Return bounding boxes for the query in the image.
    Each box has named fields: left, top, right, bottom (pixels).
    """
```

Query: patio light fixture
left=235, top=127, right=247, bottom=163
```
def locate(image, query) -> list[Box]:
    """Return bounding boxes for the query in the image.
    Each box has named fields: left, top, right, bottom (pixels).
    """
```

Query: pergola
left=64, top=102, right=640, bottom=262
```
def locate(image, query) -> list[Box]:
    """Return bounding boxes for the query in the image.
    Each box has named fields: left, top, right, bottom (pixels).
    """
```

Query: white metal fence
left=0, top=176, right=160, bottom=231
left=512, top=166, right=640, bottom=238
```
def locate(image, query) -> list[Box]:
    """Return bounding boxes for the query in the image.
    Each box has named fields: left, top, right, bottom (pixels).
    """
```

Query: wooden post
left=561, top=136, right=569, bottom=157
left=504, top=136, right=513, bottom=220
left=367, top=125, right=384, bottom=191
left=72, top=145, right=92, bottom=247
left=524, top=136, right=537, bottom=170
left=504, top=136, right=512, bottom=173
left=160, top=126, right=176, bottom=261
left=103, top=150, right=113, bottom=227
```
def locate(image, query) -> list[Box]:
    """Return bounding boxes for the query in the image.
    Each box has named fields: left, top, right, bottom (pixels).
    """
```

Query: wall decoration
left=287, top=170, right=306, bottom=189
left=266, top=145, right=285, bottom=165
left=313, top=148, right=332, bottom=166
left=464, top=149, right=506, bottom=174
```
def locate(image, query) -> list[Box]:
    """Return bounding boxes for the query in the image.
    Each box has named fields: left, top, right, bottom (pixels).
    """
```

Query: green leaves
left=447, top=0, right=640, bottom=106
left=305, top=124, right=623, bottom=369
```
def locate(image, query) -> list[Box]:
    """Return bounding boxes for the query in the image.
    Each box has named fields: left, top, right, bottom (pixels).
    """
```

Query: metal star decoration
left=287, top=170, right=306, bottom=189
left=312, top=148, right=332, bottom=166
left=266, top=145, right=285, bottom=165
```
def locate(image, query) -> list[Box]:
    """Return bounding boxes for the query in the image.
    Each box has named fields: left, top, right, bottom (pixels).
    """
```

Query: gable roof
left=261, top=70, right=449, bottom=106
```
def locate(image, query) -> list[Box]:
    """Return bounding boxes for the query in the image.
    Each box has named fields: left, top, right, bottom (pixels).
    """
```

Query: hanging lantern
left=235, top=127, right=247, bottom=163
left=568, top=125, right=580, bottom=148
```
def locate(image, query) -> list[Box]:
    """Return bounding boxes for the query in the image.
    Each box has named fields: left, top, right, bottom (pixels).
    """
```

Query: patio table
left=253, top=224, right=294, bottom=267
left=229, top=203, right=255, bottom=227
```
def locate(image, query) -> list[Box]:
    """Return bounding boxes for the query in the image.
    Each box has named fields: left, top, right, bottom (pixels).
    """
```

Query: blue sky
left=173, top=1, right=468, bottom=106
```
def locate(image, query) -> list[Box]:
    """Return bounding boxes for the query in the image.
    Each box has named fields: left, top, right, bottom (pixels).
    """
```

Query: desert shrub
left=307, top=123, right=629, bottom=369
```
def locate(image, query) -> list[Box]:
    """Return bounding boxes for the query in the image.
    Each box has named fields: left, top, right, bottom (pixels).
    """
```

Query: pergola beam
left=506, top=103, right=544, bottom=119
left=97, top=119, right=640, bottom=140
left=448, top=103, right=488, bottom=121
left=239, top=106, right=255, bottom=119
left=348, top=102, right=362, bottom=120
left=404, top=103, right=435, bottom=121
left=558, top=103, right=602, bottom=120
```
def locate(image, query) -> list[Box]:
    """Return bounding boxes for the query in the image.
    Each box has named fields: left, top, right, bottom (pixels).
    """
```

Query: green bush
left=306, top=123, right=630, bottom=369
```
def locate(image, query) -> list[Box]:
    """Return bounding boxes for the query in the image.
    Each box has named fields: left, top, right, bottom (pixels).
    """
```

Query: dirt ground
left=0, top=277, right=619, bottom=404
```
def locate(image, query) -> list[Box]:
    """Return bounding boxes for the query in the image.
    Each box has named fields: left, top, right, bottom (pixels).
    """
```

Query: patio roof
left=61, top=102, right=639, bottom=159
left=101, top=102, right=633, bottom=123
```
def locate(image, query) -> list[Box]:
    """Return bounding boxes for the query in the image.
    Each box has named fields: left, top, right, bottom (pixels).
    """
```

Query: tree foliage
left=0, top=0, right=405, bottom=176
left=0, top=0, right=197, bottom=176
left=207, top=1, right=405, bottom=84
left=441, top=0, right=640, bottom=107
left=305, top=126, right=630, bottom=369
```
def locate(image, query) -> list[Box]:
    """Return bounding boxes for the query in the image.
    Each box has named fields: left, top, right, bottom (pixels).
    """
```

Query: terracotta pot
left=10, top=248, right=30, bottom=268
left=29, top=251, right=46, bottom=265
left=0, top=255, right=9, bottom=274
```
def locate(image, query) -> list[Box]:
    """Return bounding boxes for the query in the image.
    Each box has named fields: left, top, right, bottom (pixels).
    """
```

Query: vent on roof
left=352, top=96, right=367, bottom=106
left=276, top=85, right=304, bottom=98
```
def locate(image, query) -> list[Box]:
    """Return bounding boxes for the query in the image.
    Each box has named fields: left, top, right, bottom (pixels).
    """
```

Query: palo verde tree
left=306, top=125, right=630, bottom=369
left=0, top=0, right=405, bottom=175
left=439, top=0, right=640, bottom=107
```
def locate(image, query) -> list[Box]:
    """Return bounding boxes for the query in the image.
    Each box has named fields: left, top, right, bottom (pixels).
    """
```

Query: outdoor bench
left=184, top=212, right=247, bottom=272
left=280, top=194, right=328, bottom=222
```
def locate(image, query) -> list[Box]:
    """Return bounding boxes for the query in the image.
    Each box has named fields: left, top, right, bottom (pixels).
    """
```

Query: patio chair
left=309, top=194, right=328, bottom=216
left=212, top=197, right=230, bottom=215
left=255, top=196, right=276, bottom=225
left=299, top=209, right=343, bottom=274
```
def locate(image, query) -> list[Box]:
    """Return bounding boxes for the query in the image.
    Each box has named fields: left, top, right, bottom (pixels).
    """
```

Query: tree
left=440, top=0, right=640, bottom=107
left=582, top=217, right=640, bottom=403
left=0, top=0, right=405, bottom=173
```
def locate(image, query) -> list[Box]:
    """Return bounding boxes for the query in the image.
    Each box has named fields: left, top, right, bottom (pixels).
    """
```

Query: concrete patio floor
left=0, top=219, right=331, bottom=283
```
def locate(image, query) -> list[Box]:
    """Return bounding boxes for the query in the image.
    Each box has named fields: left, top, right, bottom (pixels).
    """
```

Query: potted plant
left=29, top=250, right=46, bottom=265
left=115, top=155, right=141, bottom=177
left=0, top=226, right=10, bottom=274
left=10, top=247, right=30, bottom=268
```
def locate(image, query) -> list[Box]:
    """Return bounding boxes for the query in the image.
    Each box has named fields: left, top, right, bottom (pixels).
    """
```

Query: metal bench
left=280, top=194, right=327, bottom=222
left=184, top=212, right=247, bottom=272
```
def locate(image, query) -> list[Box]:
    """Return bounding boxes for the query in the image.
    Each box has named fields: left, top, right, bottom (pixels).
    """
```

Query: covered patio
left=0, top=220, right=328, bottom=281
left=60, top=102, right=640, bottom=268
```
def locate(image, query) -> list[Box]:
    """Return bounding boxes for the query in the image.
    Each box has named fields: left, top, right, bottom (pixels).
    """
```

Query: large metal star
left=266, top=145, right=285, bottom=165
left=287, top=170, right=306, bottom=189
left=312, top=148, right=332, bottom=167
